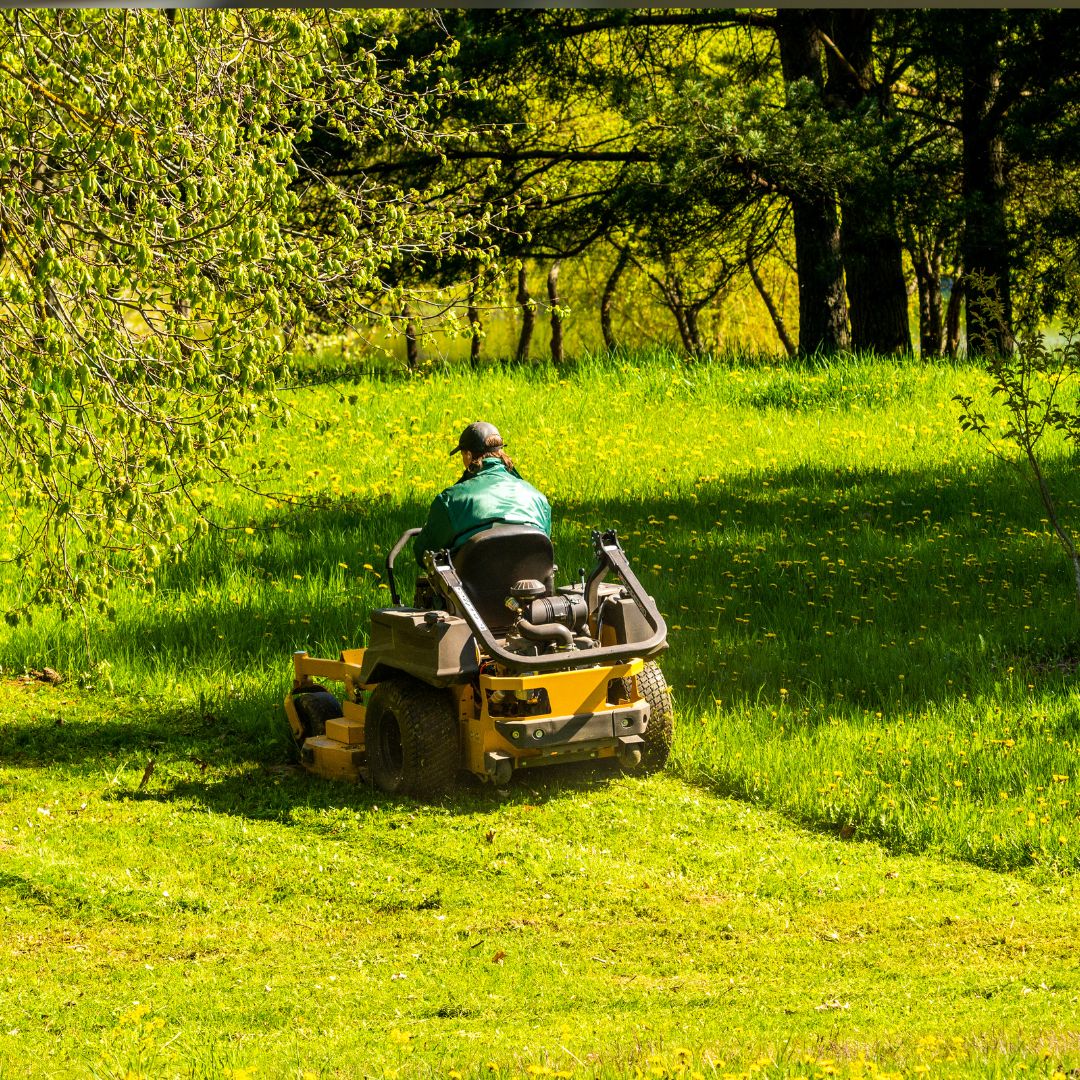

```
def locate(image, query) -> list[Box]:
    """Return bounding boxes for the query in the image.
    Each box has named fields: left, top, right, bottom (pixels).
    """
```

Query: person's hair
left=465, top=436, right=514, bottom=474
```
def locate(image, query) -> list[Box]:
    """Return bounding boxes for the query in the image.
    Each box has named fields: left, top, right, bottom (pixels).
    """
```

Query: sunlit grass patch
left=3, top=675, right=1080, bottom=1078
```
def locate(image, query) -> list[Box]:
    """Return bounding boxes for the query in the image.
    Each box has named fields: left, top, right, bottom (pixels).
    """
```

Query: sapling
left=955, top=321, right=1080, bottom=603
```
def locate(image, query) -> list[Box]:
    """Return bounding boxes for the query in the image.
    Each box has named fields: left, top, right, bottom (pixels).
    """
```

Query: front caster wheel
left=612, top=661, right=673, bottom=772
left=289, top=687, right=343, bottom=744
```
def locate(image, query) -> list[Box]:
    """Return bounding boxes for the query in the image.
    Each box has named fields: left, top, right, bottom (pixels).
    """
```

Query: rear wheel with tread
left=365, top=677, right=459, bottom=798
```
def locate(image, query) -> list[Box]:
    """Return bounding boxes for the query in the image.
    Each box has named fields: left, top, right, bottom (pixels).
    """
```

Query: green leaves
left=0, top=9, right=486, bottom=619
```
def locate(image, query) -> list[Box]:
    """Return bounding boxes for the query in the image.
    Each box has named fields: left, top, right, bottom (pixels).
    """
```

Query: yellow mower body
left=286, top=649, right=653, bottom=785
left=285, top=526, right=672, bottom=795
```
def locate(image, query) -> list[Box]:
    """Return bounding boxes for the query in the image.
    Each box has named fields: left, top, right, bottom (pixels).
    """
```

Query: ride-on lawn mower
left=285, top=524, right=672, bottom=796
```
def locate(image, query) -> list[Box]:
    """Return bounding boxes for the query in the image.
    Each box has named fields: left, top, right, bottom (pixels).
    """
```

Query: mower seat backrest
left=451, top=524, right=555, bottom=632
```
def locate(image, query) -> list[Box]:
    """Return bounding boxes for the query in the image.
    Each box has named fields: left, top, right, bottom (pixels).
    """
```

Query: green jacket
left=413, top=458, right=551, bottom=565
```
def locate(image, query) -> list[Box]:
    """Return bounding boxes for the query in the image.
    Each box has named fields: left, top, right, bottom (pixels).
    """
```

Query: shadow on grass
left=70, top=494, right=435, bottom=675
left=1, top=673, right=633, bottom=819
left=582, top=457, right=1080, bottom=709
left=231, top=457, right=1079, bottom=708
left=0, top=683, right=272, bottom=772
left=5, top=454, right=1080, bottom=783
left=153, top=492, right=432, bottom=594
left=683, top=760, right=1049, bottom=873
left=66, top=456, right=1080, bottom=711
left=108, top=756, right=632, bottom=822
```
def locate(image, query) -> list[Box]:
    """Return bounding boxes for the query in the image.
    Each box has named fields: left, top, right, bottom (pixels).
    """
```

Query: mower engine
left=503, top=578, right=594, bottom=655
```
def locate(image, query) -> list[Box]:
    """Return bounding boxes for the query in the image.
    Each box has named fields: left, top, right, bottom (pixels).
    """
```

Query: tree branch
left=338, top=146, right=654, bottom=178
left=536, top=10, right=775, bottom=42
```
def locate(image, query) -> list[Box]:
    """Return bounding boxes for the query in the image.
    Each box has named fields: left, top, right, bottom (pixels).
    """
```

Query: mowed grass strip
left=2, top=680, right=1079, bottom=1079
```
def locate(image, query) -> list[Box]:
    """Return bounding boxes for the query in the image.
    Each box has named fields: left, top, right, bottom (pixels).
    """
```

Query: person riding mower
left=412, top=420, right=550, bottom=568
left=284, top=425, right=673, bottom=797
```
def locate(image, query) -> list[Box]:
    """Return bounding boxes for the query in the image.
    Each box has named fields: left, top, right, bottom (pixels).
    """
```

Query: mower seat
left=450, top=524, right=555, bottom=632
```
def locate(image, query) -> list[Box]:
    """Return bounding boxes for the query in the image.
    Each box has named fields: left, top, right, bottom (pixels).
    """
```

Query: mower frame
left=285, top=527, right=671, bottom=793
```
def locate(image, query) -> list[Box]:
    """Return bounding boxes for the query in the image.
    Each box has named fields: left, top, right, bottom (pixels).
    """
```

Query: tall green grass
left=3, top=348, right=1080, bottom=875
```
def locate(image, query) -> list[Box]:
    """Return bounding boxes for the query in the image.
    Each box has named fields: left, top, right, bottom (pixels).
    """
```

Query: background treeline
left=318, top=8, right=1080, bottom=366
left=4, top=8, right=1080, bottom=610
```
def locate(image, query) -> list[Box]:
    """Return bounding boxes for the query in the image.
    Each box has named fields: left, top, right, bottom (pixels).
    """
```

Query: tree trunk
left=790, top=197, right=848, bottom=357
left=825, top=11, right=911, bottom=356
left=515, top=265, right=535, bottom=364
left=670, top=303, right=693, bottom=356
left=403, top=302, right=420, bottom=371
left=946, top=270, right=963, bottom=358
left=684, top=306, right=703, bottom=358
left=747, top=241, right=797, bottom=358
left=600, top=247, right=630, bottom=352
left=945, top=270, right=964, bottom=358
left=840, top=199, right=912, bottom=355
left=960, top=14, right=1012, bottom=357
left=662, top=287, right=695, bottom=356
left=467, top=283, right=482, bottom=369
left=547, top=260, right=563, bottom=365
left=912, top=242, right=944, bottom=359
left=776, top=10, right=849, bottom=356
left=655, top=269, right=699, bottom=357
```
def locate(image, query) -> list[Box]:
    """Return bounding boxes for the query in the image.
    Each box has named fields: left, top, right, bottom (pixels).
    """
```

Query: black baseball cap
left=450, top=421, right=504, bottom=457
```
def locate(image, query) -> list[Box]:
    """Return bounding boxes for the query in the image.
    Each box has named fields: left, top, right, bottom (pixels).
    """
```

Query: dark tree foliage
left=256, top=9, right=1080, bottom=360
left=898, top=10, right=1080, bottom=355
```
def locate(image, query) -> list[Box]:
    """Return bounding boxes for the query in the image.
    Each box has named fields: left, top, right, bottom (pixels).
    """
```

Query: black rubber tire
left=364, top=677, right=459, bottom=798
left=291, top=687, right=343, bottom=743
left=612, top=661, right=673, bottom=772
left=637, top=661, right=674, bottom=770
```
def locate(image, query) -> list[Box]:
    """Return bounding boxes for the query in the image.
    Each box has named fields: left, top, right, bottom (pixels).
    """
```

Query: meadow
left=2, top=350, right=1080, bottom=1077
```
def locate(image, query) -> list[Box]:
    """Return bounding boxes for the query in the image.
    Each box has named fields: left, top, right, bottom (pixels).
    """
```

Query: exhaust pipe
left=516, top=618, right=575, bottom=646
